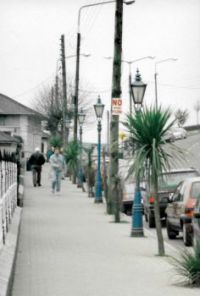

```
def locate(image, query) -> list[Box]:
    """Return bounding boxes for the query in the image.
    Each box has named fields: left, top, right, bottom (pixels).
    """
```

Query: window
left=0, top=116, right=5, bottom=126
left=158, top=170, right=199, bottom=190
left=172, top=182, right=184, bottom=202
left=191, top=182, right=200, bottom=200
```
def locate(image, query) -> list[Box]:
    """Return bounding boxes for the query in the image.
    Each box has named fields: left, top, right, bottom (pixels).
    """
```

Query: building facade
left=0, top=93, right=45, bottom=158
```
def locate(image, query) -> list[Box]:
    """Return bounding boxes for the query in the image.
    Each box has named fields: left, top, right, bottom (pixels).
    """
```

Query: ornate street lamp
left=65, top=115, right=71, bottom=145
left=130, top=69, right=147, bottom=237
left=65, top=116, right=71, bottom=128
left=93, top=95, right=105, bottom=203
left=78, top=108, right=86, bottom=188
left=58, top=122, right=62, bottom=132
left=78, top=108, right=86, bottom=127
left=131, top=69, right=147, bottom=111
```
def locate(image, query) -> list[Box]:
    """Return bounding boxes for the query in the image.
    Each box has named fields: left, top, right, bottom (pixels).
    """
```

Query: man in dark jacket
left=29, top=147, right=45, bottom=187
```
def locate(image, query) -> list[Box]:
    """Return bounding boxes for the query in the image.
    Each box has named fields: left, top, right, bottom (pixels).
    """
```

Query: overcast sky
left=1, top=0, right=200, bottom=143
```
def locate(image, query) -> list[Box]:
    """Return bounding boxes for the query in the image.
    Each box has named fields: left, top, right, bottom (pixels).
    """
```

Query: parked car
left=144, top=168, right=200, bottom=228
left=193, top=200, right=200, bottom=246
left=164, top=130, right=176, bottom=142
left=121, top=181, right=145, bottom=215
left=171, top=127, right=187, bottom=140
left=119, top=159, right=145, bottom=216
left=166, top=177, right=200, bottom=246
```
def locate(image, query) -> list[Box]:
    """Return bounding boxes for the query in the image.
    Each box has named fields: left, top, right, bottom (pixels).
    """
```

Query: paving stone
left=11, top=165, right=199, bottom=296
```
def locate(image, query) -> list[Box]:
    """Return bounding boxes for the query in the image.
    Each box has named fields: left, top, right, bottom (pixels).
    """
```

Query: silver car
left=171, top=127, right=187, bottom=140
left=193, top=200, right=200, bottom=246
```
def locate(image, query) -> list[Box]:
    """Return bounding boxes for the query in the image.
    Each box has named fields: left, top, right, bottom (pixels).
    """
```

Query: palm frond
left=64, top=141, right=80, bottom=171
left=123, top=105, right=186, bottom=183
left=170, top=242, right=200, bottom=286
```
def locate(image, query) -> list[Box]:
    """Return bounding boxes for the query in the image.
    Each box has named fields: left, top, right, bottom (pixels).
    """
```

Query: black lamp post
left=130, top=69, right=147, bottom=237
left=78, top=108, right=86, bottom=188
left=93, top=95, right=105, bottom=203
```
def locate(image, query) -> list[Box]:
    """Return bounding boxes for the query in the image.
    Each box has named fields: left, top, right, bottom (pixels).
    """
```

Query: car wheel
left=166, top=219, right=177, bottom=239
left=126, top=209, right=132, bottom=216
left=193, top=236, right=197, bottom=248
left=148, top=213, right=155, bottom=228
left=183, top=224, right=193, bottom=246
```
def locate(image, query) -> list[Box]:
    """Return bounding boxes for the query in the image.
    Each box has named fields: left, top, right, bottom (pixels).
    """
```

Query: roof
left=0, top=93, right=44, bottom=117
left=182, top=176, right=200, bottom=184
left=0, top=131, right=19, bottom=144
left=162, top=168, right=199, bottom=174
left=42, top=130, right=50, bottom=139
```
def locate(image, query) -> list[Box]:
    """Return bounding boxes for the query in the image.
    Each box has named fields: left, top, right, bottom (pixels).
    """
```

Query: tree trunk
left=114, top=177, right=121, bottom=223
left=102, top=148, right=108, bottom=203
left=153, top=175, right=165, bottom=256
left=73, top=164, right=77, bottom=184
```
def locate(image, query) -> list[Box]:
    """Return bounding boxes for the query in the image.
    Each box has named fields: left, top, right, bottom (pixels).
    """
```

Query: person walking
left=49, top=147, right=65, bottom=195
left=29, top=147, right=45, bottom=187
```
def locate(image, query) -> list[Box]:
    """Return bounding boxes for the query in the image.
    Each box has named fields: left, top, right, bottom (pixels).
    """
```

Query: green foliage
left=64, top=141, right=80, bottom=172
left=49, top=135, right=62, bottom=148
left=174, top=109, right=189, bottom=127
left=171, top=242, right=200, bottom=286
left=123, top=106, right=183, bottom=183
left=123, top=106, right=184, bottom=256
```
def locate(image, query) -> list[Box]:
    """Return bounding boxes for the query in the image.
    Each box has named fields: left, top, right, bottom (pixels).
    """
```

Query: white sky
left=0, top=0, right=200, bottom=143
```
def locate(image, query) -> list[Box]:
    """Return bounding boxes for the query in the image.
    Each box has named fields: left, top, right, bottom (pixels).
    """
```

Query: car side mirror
left=194, top=212, right=200, bottom=219
left=140, top=186, right=146, bottom=191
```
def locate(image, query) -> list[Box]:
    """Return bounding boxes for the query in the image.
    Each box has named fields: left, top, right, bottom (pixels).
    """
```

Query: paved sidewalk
left=11, top=165, right=199, bottom=296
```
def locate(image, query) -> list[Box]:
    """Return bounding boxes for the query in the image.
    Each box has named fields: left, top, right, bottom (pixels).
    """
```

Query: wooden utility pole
left=108, top=0, right=123, bottom=222
left=74, top=32, right=81, bottom=143
left=55, top=75, right=59, bottom=107
left=61, top=34, right=67, bottom=146
left=106, top=110, right=110, bottom=155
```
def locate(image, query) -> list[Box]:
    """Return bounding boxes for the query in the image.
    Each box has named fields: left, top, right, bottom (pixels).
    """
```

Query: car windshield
left=158, top=171, right=198, bottom=190
left=191, top=182, right=200, bottom=200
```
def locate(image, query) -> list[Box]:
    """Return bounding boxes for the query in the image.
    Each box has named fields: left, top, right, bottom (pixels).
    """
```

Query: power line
left=148, top=80, right=200, bottom=90
left=13, top=75, right=55, bottom=98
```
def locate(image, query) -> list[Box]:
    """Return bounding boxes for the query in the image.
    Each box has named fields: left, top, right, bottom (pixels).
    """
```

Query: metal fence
left=0, top=151, right=18, bottom=249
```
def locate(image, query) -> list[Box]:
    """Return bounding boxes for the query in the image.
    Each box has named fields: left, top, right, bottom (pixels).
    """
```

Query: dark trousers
left=32, top=165, right=42, bottom=186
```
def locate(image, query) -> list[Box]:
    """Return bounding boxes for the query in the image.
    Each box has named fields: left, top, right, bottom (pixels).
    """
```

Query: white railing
left=0, top=157, right=17, bottom=249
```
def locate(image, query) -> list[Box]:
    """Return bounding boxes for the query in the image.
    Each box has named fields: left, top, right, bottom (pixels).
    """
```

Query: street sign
left=112, top=98, right=122, bottom=115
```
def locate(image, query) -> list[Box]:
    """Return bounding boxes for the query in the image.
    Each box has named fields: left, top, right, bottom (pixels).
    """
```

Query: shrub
left=49, top=135, right=62, bottom=148
left=171, top=241, right=200, bottom=286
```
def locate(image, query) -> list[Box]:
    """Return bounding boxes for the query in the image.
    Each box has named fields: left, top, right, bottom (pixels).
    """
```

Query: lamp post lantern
left=65, top=115, right=71, bottom=145
left=130, top=69, right=147, bottom=237
left=94, top=95, right=105, bottom=203
left=122, top=56, right=154, bottom=115
left=78, top=108, right=86, bottom=188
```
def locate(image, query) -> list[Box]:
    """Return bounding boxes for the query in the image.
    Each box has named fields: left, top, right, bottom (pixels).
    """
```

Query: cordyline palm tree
left=174, top=109, right=189, bottom=127
left=49, top=135, right=62, bottom=149
left=64, top=141, right=80, bottom=184
left=123, top=106, right=183, bottom=256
